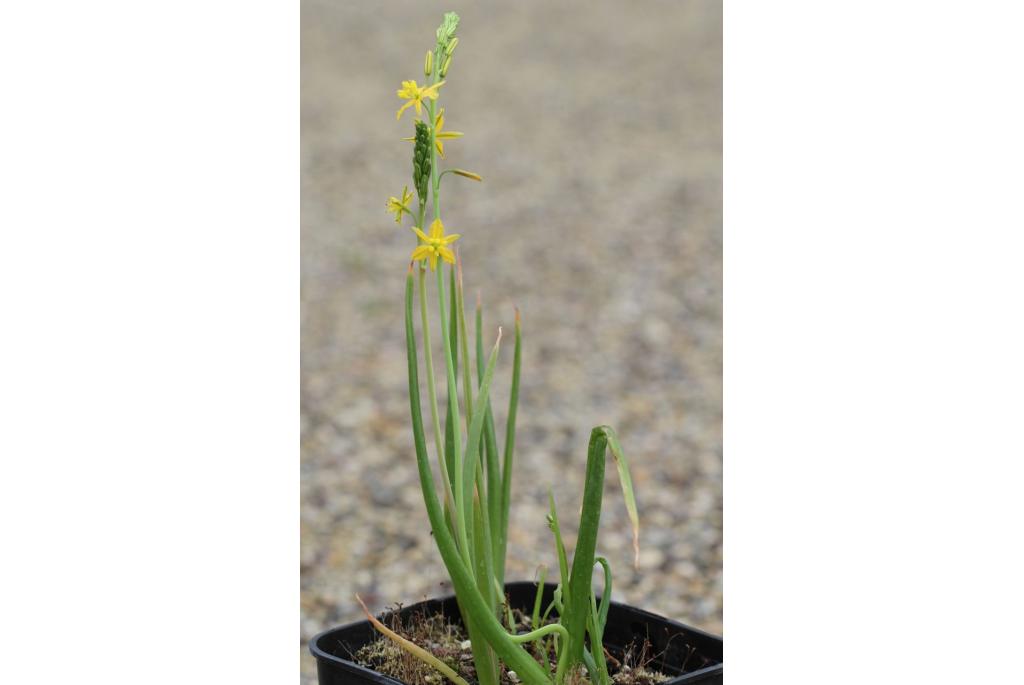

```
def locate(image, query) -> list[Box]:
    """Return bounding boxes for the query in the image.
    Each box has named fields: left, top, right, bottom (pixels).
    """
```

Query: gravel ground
left=301, top=2, right=721, bottom=682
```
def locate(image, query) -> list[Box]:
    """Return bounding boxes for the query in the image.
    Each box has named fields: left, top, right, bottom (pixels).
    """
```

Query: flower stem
left=436, top=263, right=469, bottom=563
left=419, top=266, right=456, bottom=515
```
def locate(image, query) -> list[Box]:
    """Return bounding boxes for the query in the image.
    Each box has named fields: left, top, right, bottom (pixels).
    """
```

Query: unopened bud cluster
left=413, top=120, right=431, bottom=202
left=435, top=11, right=459, bottom=52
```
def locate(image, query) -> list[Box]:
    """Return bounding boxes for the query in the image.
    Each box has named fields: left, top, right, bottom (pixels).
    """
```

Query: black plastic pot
left=310, top=582, right=722, bottom=685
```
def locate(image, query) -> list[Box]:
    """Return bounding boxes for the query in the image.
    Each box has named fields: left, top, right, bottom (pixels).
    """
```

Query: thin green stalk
left=462, top=610, right=498, bottom=685
left=444, top=268, right=459, bottom=498
left=473, top=490, right=496, bottom=609
left=530, top=566, right=549, bottom=662
left=510, top=622, right=569, bottom=685
left=475, top=296, right=504, bottom=585
left=416, top=196, right=427, bottom=232
left=540, top=594, right=559, bottom=625
left=472, top=493, right=499, bottom=685
left=419, top=267, right=455, bottom=516
left=595, top=556, right=612, bottom=631
left=455, top=255, right=474, bottom=432
left=582, top=650, right=599, bottom=683
left=460, top=320, right=502, bottom=536
left=545, top=495, right=573, bottom=684
left=473, top=293, right=484, bottom=394
left=435, top=264, right=470, bottom=562
left=583, top=559, right=613, bottom=685
left=547, top=491, right=570, bottom=593
left=473, top=464, right=497, bottom=612
left=531, top=567, right=548, bottom=632
left=509, top=623, right=568, bottom=645
left=499, top=308, right=522, bottom=583
left=585, top=559, right=611, bottom=685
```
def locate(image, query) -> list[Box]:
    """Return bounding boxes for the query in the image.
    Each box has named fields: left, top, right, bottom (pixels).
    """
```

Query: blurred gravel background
left=301, top=2, right=720, bottom=682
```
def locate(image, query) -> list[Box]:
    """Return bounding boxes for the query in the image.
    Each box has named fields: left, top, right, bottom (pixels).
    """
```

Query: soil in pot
left=355, top=604, right=675, bottom=685
left=312, top=582, right=722, bottom=685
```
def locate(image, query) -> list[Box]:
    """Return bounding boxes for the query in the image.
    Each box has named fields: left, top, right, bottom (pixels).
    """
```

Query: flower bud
left=439, top=54, right=452, bottom=77
left=436, top=12, right=459, bottom=46
left=452, top=169, right=482, bottom=182
left=445, top=37, right=459, bottom=56
left=424, top=50, right=433, bottom=77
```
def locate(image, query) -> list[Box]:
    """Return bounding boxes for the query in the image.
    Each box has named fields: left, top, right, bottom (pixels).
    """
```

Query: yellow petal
left=429, top=218, right=445, bottom=240
left=401, top=135, right=415, bottom=142
left=423, top=80, right=445, bottom=98
left=439, top=246, right=456, bottom=264
left=440, top=233, right=460, bottom=244
left=436, top=131, right=463, bottom=139
left=436, top=110, right=445, bottom=131
left=396, top=100, right=414, bottom=120
left=436, top=139, right=445, bottom=158
left=412, top=226, right=430, bottom=243
left=428, top=251, right=439, bottom=270
left=411, top=245, right=432, bottom=261
left=413, top=100, right=423, bottom=116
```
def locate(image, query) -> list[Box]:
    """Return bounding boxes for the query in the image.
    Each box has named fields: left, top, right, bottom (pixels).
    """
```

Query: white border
left=0, top=2, right=297, bottom=682
left=726, top=1, right=1024, bottom=682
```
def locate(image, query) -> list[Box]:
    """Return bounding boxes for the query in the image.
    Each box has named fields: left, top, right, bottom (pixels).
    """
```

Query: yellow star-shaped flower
left=386, top=186, right=414, bottom=224
left=396, top=79, right=445, bottom=120
left=403, top=108, right=463, bottom=158
left=410, top=218, right=460, bottom=271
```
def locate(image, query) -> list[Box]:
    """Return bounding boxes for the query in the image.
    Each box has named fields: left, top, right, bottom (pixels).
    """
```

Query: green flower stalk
left=375, top=12, right=643, bottom=685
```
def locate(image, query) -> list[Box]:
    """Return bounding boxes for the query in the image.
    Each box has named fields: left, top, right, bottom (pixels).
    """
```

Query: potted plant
left=311, top=12, right=722, bottom=685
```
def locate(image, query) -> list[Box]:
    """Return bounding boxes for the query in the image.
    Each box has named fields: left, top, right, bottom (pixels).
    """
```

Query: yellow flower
left=395, top=79, right=445, bottom=120
left=403, top=108, right=463, bottom=158
left=410, top=218, right=460, bottom=270
left=386, top=186, right=414, bottom=224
